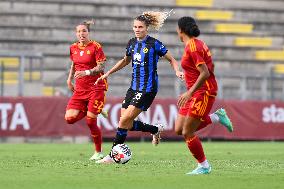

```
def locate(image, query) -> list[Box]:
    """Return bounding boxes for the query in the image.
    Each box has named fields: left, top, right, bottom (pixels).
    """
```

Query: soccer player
left=65, top=20, right=108, bottom=161
left=175, top=16, right=233, bottom=175
left=95, top=11, right=184, bottom=163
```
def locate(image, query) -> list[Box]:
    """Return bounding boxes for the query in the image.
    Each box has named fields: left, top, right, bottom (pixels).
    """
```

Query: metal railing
left=0, top=51, right=43, bottom=96
left=10, top=56, right=281, bottom=101
left=176, top=71, right=284, bottom=101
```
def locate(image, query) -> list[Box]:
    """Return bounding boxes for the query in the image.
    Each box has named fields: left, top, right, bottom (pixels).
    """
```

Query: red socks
left=185, top=135, right=206, bottom=163
left=86, top=117, right=102, bottom=153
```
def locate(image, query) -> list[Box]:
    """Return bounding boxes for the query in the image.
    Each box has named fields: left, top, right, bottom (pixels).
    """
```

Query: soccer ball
left=110, top=144, right=132, bottom=164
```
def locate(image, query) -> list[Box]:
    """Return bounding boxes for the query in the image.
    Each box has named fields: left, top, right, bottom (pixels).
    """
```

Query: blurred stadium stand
left=0, top=0, right=284, bottom=100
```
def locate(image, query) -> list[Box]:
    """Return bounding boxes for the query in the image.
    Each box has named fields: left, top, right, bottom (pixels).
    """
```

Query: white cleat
left=89, top=152, right=104, bottom=161
left=95, top=154, right=115, bottom=164
left=152, top=123, right=164, bottom=146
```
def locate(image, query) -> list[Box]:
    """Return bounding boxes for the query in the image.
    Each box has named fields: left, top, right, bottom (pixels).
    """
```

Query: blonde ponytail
left=137, top=9, right=173, bottom=30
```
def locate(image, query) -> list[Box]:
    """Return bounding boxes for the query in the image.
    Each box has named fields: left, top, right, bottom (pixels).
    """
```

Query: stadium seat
left=274, top=64, right=284, bottom=74
left=234, top=37, right=272, bottom=47
left=0, top=57, right=20, bottom=68
left=195, top=10, right=233, bottom=21
left=176, top=0, right=213, bottom=7
left=215, top=23, right=254, bottom=33
left=255, top=50, right=284, bottom=61
left=42, top=86, right=55, bottom=96
left=0, top=79, right=18, bottom=85
left=1, top=71, right=41, bottom=81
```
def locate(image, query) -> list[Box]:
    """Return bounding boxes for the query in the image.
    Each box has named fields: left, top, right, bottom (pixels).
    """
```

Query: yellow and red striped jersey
left=181, top=38, right=217, bottom=95
left=70, top=40, right=107, bottom=91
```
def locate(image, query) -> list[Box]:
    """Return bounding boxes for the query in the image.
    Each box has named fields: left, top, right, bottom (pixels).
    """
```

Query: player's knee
left=120, top=114, right=133, bottom=125
left=65, top=116, right=77, bottom=124
left=175, top=128, right=182, bottom=135
left=182, top=130, right=194, bottom=138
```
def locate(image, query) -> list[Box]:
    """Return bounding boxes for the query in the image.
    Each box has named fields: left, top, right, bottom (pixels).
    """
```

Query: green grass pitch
left=0, top=142, right=283, bottom=189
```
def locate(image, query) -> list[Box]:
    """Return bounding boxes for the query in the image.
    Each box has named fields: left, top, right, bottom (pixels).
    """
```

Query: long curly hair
left=135, top=10, right=173, bottom=30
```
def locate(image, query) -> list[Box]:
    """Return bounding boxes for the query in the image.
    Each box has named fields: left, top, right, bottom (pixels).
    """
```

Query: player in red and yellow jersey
left=175, top=17, right=234, bottom=175
left=65, top=20, right=107, bottom=161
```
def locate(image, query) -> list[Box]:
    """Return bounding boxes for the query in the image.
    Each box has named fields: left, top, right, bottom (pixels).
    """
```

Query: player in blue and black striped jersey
left=126, top=35, right=168, bottom=93
left=95, top=11, right=184, bottom=163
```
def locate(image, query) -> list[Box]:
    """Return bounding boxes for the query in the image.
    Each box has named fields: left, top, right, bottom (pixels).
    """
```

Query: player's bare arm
left=164, top=51, right=184, bottom=80
left=95, top=56, right=131, bottom=85
left=89, top=61, right=106, bottom=75
left=73, top=61, right=105, bottom=79
left=67, top=62, right=75, bottom=92
left=177, top=64, right=209, bottom=108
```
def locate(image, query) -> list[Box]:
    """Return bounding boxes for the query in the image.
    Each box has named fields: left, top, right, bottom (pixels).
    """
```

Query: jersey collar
left=77, top=40, right=92, bottom=49
left=136, top=35, right=149, bottom=43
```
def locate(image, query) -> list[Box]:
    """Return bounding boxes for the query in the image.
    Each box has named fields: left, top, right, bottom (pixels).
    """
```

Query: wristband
left=85, top=70, right=91, bottom=76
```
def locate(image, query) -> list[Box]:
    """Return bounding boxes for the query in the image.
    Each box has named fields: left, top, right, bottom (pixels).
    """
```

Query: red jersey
left=181, top=38, right=218, bottom=96
left=70, top=40, right=107, bottom=91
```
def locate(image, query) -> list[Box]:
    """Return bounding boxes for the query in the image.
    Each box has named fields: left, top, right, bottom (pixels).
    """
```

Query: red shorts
left=179, top=91, right=215, bottom=119
left=66, top=90, right=106, bottom=115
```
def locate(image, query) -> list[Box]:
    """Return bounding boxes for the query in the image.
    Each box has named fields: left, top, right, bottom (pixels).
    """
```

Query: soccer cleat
left=186, top=165, right=212, bottom=175
left=95, top=154, right=115, bottom=164
left=100, top=110, right=108, bottom=118
left=214, top=108, right=233, bottom=132
left=152, top=123, right=164, bottom=146
left=89, top=152, right=104, bottom=161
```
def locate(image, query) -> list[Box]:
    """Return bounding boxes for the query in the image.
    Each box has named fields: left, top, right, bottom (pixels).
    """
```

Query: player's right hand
left=95, top=72, right=109, bottom=85
left=176, top=71, right=184, bottom=81
left=67, top=79, right=74, bottom=92
left=177, top=90, right=192, bottom=108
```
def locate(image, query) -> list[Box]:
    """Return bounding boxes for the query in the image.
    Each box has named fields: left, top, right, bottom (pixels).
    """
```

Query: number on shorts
left=93, top=100, right=104, bottom=113
left=134, top=92, right=142, bottom=101
left=191, top=97, right=202, bottom=114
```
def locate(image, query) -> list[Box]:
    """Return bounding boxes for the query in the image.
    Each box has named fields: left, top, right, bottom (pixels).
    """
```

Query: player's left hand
left=177, top=90, right=192, bottom=108
left=74, top=71, right=86, bottom=79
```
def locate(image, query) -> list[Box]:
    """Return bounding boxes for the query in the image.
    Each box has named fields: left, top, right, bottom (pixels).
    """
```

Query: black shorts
left=122, top=88, right=157, bottom=111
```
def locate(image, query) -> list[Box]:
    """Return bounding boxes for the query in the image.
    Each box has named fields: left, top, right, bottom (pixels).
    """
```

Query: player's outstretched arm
left=95, top=56, right=131, bottom=85
left=164, top=51, right=184, bottom=80
left=66, top=62, right=75, bottom=92
left=73, top=61, right=105, bottom=79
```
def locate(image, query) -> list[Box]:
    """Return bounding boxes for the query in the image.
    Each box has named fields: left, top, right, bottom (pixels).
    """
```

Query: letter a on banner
left=10, top=103, right=30, bottom=130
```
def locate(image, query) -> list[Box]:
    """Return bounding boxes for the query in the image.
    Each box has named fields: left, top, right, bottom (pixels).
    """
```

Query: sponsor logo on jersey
left=133, top=53, right=146, bottom=66
left=143, top=47, right=148, bottom=53
left=133, top=53, right=145, bottom=66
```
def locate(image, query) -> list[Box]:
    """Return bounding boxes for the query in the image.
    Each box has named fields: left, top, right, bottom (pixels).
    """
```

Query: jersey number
left=93, top=100, right=104, bottom=113
left=191, top=97, right=202, bottom=114
left=134, top=92, right=142, bottom=101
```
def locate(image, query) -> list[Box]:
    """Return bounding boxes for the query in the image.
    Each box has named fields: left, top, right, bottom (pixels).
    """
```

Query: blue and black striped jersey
left=125, top=35, right=168, bottom=93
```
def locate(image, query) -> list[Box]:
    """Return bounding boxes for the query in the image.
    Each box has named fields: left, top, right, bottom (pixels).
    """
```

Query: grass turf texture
left=0, top=142, right=283, bottom=189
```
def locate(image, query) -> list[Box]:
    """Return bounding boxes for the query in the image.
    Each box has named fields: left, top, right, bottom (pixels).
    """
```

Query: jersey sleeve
left=187, top=42, right=205, bottom=67
left=69, top=46, right=73, bottom=61
left=125, top=39, right=132, bottom=57
left=94, top=43, right=106, bottom=62
left=190, top=51, right=205, bottom=67
left=155, top=40, right=168, bottom=57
